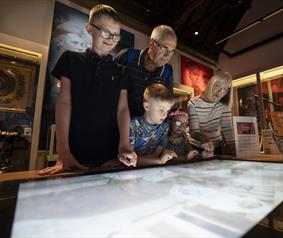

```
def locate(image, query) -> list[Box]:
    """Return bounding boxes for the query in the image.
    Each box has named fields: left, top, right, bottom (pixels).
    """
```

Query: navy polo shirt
left=52, top=49, right=125, bottom=166
left=115, top=48, right=173, bottom=117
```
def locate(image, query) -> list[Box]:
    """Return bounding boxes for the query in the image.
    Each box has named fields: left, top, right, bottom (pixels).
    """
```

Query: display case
left=0, top=44, right=40, bottom=172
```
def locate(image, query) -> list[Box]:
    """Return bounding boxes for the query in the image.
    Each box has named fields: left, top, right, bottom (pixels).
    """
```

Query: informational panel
left=12, top=160, right=283, bottom=238
left=233, top=116, right=260, bottom=158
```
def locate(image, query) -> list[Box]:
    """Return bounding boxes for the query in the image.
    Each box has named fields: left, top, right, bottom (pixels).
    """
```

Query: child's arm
left=39, top=77, right=87, bottom=175
left=136, top=146, right=177, bottom=167
left=117, top=90, right=137, bottom=166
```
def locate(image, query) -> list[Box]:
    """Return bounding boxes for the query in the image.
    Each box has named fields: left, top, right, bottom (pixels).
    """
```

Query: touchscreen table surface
left=12, top=160, right=283, bottom=238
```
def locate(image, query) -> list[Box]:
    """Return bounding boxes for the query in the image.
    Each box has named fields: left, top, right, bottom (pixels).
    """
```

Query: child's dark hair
left=143, top=83, right=175, bottom=104
left=89, top=4, right=121, bottom=24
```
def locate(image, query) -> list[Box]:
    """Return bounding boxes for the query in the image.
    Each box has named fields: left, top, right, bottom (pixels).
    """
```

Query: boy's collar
left=85, top=48, right=113, bottom=62
left=141, top=115, right=160, bottom=128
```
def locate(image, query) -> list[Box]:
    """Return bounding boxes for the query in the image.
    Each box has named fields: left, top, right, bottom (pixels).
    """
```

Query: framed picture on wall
left=0, top=55, right=38, bottom=113
left=181, top=55, right=213, bottom=96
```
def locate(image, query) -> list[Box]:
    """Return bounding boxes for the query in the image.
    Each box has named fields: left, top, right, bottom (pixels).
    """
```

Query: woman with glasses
left=188, top=71, right=236, bottom=155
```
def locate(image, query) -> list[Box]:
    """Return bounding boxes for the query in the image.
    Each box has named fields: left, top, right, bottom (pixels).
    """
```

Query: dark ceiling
left=69, top=0, right=254, bottom=62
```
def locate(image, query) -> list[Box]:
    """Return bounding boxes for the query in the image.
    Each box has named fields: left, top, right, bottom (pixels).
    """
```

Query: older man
left=116, top=25, right=177, bottom=117
left=115, top=25, right=177, bottom=166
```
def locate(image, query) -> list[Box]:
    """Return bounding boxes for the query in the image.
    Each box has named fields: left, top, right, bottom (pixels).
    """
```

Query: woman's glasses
left=90, top=23, right=121, bottom=42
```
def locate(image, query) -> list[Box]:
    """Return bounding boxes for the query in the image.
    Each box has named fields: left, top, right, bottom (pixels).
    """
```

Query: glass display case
left=0, top=44, right=40, bottom=172
left=232, top=66, right=283, bottom=152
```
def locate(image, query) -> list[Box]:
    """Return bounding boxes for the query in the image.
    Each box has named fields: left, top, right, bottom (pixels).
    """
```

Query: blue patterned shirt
left=130, top=116, right=169, bottom=154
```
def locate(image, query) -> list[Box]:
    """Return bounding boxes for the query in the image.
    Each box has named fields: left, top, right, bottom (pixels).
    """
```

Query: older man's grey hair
left=150, top=25, right=177, bottom=42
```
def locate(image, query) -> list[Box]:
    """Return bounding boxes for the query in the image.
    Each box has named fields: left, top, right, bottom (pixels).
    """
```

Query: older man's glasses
left=90, top=23, right=121, bottom=42
left=152, top=39, right=175, bottom=55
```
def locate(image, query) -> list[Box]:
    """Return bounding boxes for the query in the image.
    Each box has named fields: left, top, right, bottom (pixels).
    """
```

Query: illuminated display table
left=11, top=160, right=283, bottom=238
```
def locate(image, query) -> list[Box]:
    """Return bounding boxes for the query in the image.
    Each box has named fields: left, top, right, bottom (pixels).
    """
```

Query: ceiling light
left=194, top=31, right=199, bottom=35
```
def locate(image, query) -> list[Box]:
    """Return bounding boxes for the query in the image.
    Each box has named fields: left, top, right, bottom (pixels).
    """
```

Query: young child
left=166, top=108, right=214, bottom=161
left=39, top=4, right=136, bottom=175
left=120, top=83, right=176, bottom=167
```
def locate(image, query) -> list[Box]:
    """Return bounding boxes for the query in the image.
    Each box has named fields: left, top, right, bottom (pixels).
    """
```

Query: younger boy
left=120, top=83, right=176, bottom=167
left=39, top=4, right=135, bottom=175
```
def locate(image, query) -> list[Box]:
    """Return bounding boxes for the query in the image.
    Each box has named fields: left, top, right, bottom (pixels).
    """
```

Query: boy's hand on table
left=38, top=151, right=88, bottom=175
left=118, top=148, right=137, bottom=167
left=101, top=159, right=124, bottom=168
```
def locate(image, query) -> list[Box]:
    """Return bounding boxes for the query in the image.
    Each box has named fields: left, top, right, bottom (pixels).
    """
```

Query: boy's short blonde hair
left=89, top=4, right=121, bottom=24
left=144, top=83, right=175, bottom=104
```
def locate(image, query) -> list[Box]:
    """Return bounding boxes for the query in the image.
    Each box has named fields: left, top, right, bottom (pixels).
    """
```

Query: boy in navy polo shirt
left=39, top=4, right=136, bottom=175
